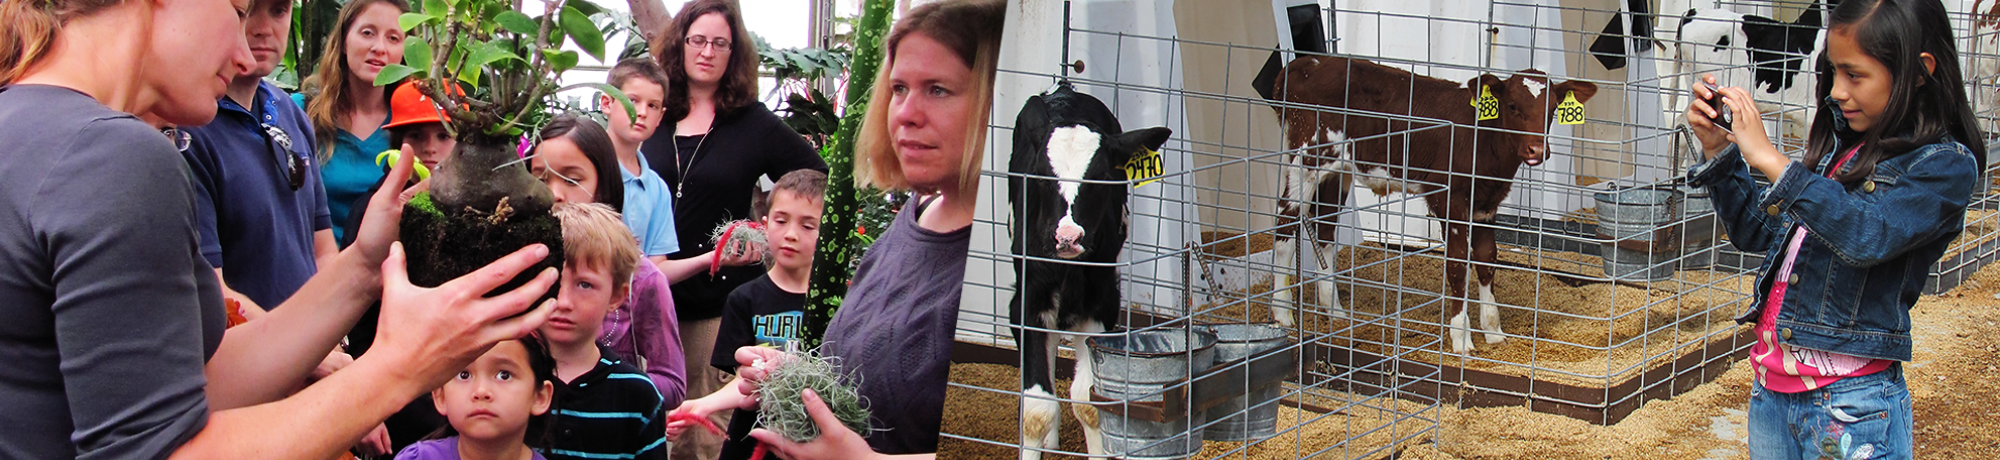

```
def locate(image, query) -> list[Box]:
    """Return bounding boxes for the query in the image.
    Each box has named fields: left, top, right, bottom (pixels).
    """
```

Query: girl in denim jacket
left=1687, top=0, right=1985, bottom=458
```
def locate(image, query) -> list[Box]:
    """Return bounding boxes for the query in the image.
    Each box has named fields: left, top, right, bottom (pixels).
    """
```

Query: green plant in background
left=756, top=32, right=850, bottom=148
left=752, top=348, right=873, bottom=442
left=802, top=0, right=893, bottom=347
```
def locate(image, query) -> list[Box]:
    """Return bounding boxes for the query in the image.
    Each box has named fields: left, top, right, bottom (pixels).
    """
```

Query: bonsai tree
left=380, top=0, right=638, bottom=300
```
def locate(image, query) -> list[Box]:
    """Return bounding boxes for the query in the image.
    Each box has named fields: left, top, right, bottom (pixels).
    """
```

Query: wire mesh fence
left=935, top=0, right=2000, bottom=458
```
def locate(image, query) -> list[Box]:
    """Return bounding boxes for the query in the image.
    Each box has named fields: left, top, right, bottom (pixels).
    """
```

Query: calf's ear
left=1118, top=127, right=1175, bottom=155
left=1553, top=80, right=1600, bottom=104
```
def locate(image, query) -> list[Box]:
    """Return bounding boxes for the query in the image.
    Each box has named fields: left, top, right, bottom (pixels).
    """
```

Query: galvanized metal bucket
left=1678, top=184, right=1719, bottom=270
left=1089, top=328, right=1219, bottom=459
left=1595, top=187, right=1684, bottom=282
left=1199, top=323, right=1291, bottom=442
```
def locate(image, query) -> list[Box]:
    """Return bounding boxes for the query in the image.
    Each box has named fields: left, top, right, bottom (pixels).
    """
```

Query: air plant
left=752, top=347, right=874, bottom=443
left=708, top=219, right=769, bottom=276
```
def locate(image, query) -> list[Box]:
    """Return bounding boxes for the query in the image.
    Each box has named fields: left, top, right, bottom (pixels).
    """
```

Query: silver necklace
left=672, top=124, right=712, bottom=199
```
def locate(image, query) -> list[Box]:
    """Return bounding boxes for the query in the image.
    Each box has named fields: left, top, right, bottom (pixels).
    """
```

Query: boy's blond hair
left=554, top=203, right=640, bottom=290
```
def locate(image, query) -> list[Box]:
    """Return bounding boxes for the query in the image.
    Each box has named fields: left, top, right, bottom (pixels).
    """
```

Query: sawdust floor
left=1193, top=234, right=1757, bottom=388
left=938, top=260, right=2000, bottom=459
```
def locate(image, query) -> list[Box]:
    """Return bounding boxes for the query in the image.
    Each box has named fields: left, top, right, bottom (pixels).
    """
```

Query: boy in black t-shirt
left=668, top=169, right=825, bottom=460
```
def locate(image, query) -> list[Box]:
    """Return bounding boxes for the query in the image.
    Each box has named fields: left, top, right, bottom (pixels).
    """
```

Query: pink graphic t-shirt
left=1749, top=145, right=1892, bottom=393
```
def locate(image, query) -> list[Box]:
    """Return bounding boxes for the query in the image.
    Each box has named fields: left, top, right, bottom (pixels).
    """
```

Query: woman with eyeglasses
left=637, top=2, right=825, bottom=457
left=0, top=0, right=557, bottom=458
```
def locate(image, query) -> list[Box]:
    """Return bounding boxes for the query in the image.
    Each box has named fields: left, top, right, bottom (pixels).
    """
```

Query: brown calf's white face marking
left=1046, top=126, right=1100, bottom=259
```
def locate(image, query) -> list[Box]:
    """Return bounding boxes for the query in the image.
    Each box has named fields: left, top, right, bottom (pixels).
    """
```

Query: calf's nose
left=1526, top=144, right=1546, bottom=166
left=1055, top=225, right=1085, bottom=245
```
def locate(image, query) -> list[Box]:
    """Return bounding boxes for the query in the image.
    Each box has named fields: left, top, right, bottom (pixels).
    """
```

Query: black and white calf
left=1009, top=83, right=1172, bottom=459
left=1657, top=1, right=1832, bottom=136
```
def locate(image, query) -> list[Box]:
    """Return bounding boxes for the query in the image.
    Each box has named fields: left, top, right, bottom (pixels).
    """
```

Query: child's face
left=543, top=260, right=627, bottom=346
left=604, top=79, right=665, bottom=144
left=431, top=341, right=552, bottom=442
left=762, top=190, right=822, bottom=271
left=529, top=137, right=599, bottom=205
left=1826, top=28, right=1896, bottom=133
left=404, top=123, right=455, bottom=169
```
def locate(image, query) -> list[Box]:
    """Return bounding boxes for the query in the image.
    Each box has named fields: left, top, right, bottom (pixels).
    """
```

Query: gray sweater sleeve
left=35, top=118, right=219, bottom=460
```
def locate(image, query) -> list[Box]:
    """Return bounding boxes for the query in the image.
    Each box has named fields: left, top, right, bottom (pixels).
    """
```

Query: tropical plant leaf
left=460, top=41, right=524, bottom=77
left=421, top=0, right=446, bottom=17
left=542, top=48, right=580, bottom=73
left=495, top=10, right=537, bottom=36
left=559, top=82, right=634, bottom=123
left=374, top=64, right=420, bottom=87
left=566, top=0, right=604, bottom=18
left=404, top=36, right=433, bottom=73
left=399, top=12, right=435, bottom=31
left=560, top=6, right=605, bottom=61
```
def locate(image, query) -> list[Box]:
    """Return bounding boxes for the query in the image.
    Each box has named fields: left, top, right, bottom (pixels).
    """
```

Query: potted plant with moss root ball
left=381, top=0, right=637, bottom=301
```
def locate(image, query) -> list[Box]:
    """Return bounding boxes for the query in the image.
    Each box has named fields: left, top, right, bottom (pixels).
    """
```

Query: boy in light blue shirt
left=603, top=59, right=681, bottom=262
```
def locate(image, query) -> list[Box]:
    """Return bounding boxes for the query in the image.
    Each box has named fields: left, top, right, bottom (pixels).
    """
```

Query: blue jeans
left=1748, top=363, right=1913, bottom=460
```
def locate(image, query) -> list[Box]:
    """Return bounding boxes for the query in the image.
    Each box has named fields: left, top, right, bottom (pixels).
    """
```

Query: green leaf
left=542, top=48, right=579, bottom=73
left=559, top=82, right=634, bottom=123
left=560, top=6, right=605, bottom=61
left=460, top=41, right=525, bottom=77
left=421, top=0, right=446, bottom=18
left=495, top=10, right=537, bottom=35
left=565, top=0, right=604, bottom=18
left=374, top=64, right=419, bottom=86
left=403, top=37, right=432, bottom=73
left=398, top=12, right=434, bottom=31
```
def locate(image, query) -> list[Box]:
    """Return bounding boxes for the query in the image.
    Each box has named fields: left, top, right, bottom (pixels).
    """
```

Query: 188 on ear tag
left=1556, top=90, right=1586, bottom=125
left=1124, top=148, right=1164, bottom=187
left=1472, top=85, right=1499, bottom=121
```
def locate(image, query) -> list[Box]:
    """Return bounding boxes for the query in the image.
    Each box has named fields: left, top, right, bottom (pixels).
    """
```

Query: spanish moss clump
left=754, top=348, right=873, bottom=443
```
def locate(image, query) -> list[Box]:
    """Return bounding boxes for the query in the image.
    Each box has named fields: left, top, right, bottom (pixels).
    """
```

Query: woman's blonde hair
left=853, top=0, right=1004, bottom=198
left=305, top=0, right=410, bottom=161
left=554, top=202, right=640, bottom=291
left=0, top=0, right=126, bottom=85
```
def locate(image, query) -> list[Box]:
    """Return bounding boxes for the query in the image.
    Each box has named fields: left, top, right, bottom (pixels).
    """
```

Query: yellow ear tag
left=1472, top=85, right=1499, bottom=121
left=1123, top=148, right=1165, bottom=187
left=1556, top=90, right=1586, bottom=125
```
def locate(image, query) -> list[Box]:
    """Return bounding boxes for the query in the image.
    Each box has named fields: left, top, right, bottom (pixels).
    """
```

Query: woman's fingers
left=382, top=242, right=412, bottom=287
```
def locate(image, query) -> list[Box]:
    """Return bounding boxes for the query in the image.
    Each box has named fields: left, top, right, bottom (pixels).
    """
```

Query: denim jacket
left=1687, top=137, right=1978, bottom=362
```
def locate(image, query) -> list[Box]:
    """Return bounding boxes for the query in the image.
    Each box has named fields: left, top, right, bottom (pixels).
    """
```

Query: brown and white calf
left=1266, top=56, right=1597, bottom=354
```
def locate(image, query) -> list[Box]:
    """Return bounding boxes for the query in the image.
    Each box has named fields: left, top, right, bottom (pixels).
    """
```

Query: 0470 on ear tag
left=1472, top=85, right=1499, bottom=121
left=1124, top=148, right=1164, bottom=187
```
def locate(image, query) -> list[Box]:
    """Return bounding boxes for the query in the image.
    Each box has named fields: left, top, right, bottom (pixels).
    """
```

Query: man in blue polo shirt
left=182, top=0, right=337, bottom=317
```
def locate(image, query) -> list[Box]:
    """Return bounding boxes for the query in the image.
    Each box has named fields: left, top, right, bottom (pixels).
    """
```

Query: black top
left=711, top=275, right=807, bottom=373
left=712, top=275, right=806, bottom=460
left=640, top=103, right=825, bottom=321
left=546, top=347, right=668, bottom=460
left=0, top=84, right=225, bottom=460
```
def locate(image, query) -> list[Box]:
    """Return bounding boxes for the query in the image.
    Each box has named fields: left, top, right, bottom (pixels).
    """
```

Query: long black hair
left=1807, top=0, right=1987, bottom=183
left=427, top=333, right=561, bottom=449
left=535, top=114, right=626, bottom=213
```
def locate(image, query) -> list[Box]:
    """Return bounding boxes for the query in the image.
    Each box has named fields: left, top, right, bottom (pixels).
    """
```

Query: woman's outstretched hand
left=374, top=241, right=559, bottom=391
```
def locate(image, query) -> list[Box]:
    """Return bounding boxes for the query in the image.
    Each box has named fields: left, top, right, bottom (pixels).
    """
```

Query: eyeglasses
left=162, top=127, right=191, bottom=152
left=263, top=123, right=306, bottom=191
left=685, top=35, right=731, bottom=52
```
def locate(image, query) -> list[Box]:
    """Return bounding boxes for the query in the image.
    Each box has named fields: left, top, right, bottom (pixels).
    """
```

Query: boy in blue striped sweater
left=542, top=203, right=669, bottom=460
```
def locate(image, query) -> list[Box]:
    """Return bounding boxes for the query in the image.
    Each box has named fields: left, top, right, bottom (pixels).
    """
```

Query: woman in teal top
left=304, top=0, right=408, bottom=244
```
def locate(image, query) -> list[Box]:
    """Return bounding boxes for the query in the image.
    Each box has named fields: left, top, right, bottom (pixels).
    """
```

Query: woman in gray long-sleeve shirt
left=720, top=1, right=1004, bottom=459
left=0, top=0, right=559, bottom=458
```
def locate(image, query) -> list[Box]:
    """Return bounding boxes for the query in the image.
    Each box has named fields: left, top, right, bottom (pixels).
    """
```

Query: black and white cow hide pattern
left=1657, top=0, right=1833, bottom=139
left=1008, top=82, right=1172, bottom=460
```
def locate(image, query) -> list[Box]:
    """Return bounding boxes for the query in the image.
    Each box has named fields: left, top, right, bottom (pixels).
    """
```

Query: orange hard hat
left=385, top=81, right=463, bottom=129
